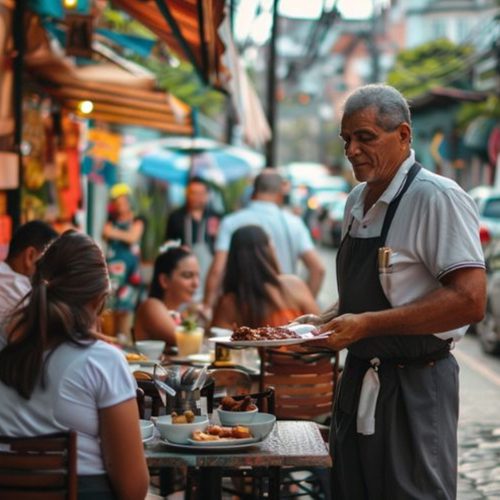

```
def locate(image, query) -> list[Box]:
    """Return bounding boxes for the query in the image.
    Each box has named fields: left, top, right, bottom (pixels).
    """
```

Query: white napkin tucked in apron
left=357, top=357, right=381, bottom=435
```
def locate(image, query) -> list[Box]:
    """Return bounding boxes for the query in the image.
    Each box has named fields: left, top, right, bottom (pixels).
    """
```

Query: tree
left=387, top=39, right=474, bottom=98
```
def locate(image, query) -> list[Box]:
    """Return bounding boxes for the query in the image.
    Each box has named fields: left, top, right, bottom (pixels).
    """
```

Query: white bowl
left=217, top=406, right=258, bottom=426
left=242, top=413, right=276, bottom=441
left=135, top=340, right=166, bottom=361
left=139, top=419, right=154, bottom=440
left=156, top=415, right=209, bottom=444
left=210, top=327, right=233, bottom=337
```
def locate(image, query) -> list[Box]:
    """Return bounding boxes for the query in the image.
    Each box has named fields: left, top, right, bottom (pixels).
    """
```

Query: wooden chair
left=134, top=371, right=165, bottom=419
left=260, top=348, right=339, bottom=500
left=0, top=431, right=77, bottom=500
left=261, top=348, right=339, bottom=423
left=209, top=368, right=253, bottom=400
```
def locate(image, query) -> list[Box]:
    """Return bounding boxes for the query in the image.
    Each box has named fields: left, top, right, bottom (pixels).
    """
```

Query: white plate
left=210, top=327, right=233, bottom=337
left=159, top=438, right=261, bottom=452
left=208, top=336, right=310, bottom=347
left=208, top=324, right=328, bottom=348
left=187, top=436, right=258, bottom=446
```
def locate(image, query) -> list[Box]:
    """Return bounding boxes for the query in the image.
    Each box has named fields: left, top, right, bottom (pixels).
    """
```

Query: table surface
left=145, top=420, right=331, bottom=468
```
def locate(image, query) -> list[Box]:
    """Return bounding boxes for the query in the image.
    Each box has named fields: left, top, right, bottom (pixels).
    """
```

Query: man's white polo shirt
left=342, top=150, right=485, bottom=342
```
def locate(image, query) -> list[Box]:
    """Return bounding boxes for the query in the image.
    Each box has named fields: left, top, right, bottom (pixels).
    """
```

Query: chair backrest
left=135, top=378, right=165, bottom=418
left=0, top=431, right=77, bottom=500
left=209, top=368, right=253, bottom=399
left=261, top=349, right=339, bottom=421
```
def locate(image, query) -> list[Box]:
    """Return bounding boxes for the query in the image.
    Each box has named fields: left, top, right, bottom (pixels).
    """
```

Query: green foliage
left=220, top=178, right=249, bottom=212
left=135, top=182, right=169, bottom=262
left=456, top=95, right=500, bottom=129
left=147, top=59, right=224, bottom=117
left=181, top=313, right=199, bottom=332
left=101, top=8, right=154, bottom=37
left=387, top=39, right=474, bottom=98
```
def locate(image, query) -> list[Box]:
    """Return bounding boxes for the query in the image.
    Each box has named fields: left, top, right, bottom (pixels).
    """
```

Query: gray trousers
left=330, top=354, right=459, bottom=500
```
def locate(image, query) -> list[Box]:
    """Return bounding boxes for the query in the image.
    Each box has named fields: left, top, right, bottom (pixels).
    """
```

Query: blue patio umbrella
left=138, top=140, right=255, bottom=186
left=139, top=149, right=190, bottom=185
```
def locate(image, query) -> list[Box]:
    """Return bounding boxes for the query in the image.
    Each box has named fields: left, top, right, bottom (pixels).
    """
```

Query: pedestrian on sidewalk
left=311, top=84, right=486, bottom=499
left=102, top=183, right=144, bottom=340
left=165, top=177, right=220, bottom=302
left=204, top=169, right=325, bottom=311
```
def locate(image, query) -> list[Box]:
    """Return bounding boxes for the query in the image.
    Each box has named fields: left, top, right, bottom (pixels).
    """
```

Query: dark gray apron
left=331, top=163, right=459, bottom=500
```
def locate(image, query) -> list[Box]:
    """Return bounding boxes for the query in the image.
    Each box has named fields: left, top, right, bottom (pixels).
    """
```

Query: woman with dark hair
left=133, top=245, right=200, bottom=344
left=0, top=231, right=149, bottom=500
left=212, top=225, right=319, bottom=329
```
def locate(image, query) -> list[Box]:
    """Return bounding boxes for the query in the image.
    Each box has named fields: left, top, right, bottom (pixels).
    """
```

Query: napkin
left=356, top=357, right=380, bottom=435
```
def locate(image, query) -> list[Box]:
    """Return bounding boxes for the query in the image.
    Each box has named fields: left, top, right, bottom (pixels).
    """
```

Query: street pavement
left=315, top=246, right=500, bottom=500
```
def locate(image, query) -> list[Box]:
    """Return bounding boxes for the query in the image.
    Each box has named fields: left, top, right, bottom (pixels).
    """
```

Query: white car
left=468, top=186, right=500, bottom=246
left=475, top=239, right=500, bottom=355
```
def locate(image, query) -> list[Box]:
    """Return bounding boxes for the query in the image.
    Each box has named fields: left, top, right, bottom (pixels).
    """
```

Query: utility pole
left=265, top=0, right=279, bottom=167
left=224, top=0, right=236, bottom=145
left=368, top=0, right=380, bottom=83
left=6, top=0, right=24, bottom=229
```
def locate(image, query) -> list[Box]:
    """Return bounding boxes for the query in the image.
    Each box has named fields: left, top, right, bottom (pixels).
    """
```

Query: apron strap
left=380, top=162, right=421, bottom=243
left=184, top=216, right=206, bottom=247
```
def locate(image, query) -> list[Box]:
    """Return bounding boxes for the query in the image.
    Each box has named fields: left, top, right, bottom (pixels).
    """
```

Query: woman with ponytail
left=0, top=231, right=149, bottom=500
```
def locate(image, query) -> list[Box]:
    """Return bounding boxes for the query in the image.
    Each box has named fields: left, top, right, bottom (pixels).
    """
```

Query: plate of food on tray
left=208, top=323, right=327, bottom=347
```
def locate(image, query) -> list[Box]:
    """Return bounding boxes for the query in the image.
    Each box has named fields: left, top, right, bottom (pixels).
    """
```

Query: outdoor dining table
left=144, top=420, right=331, bottom=499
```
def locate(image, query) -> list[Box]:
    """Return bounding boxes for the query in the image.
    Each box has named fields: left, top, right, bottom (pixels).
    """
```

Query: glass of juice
left=175, top=326, right=204, bottom=357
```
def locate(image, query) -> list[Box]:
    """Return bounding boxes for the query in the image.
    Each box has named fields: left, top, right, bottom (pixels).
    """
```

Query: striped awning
left=110, top=0, right=228, bottom=90
left=24, top=13, right=193, bottom=134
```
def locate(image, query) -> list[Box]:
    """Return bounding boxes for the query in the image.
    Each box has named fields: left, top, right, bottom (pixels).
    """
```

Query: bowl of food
left=243, top=413, right=276, bottom=440
left=135, top=340, right=166, bottom=361
left=139, top=419, right=154, bottom=441
left=156, top=412, right=209, bottom=444
left=217, top=395, right=258, bottom=426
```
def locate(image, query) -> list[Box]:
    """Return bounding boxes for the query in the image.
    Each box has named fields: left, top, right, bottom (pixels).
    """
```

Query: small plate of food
left=208, top=324, right=326, bottom=347
left=160, top=423, right=261, bottom=451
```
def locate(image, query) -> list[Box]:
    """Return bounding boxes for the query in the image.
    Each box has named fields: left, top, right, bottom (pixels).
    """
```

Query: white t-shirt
left=342, top=150, right=485, bottom=342
left=0, top=262, right=31, bottom=347
left=0, top=340, right=136, bottom=475
left=215, top=200, right=314, bottom=274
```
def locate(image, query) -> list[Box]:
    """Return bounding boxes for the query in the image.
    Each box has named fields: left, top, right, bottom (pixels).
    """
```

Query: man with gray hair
left=309, top=84, right=486, bottom=499
left=203, top=168, right=325, bottom=310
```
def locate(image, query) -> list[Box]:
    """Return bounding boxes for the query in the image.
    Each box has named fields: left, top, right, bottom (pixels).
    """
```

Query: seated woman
left=0, top=231, right=149, bottom=500
left=133, top=245, right=200, bottom=345
left=212, top=225, right=320, bottom=329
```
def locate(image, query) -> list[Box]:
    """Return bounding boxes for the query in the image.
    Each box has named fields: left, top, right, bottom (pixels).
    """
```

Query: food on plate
left=191, top=431, right=220, bottom=441
left=220, top=395, right=257, bottom=412
left=231, top=325, right=300, bottom=341
left=171, top=410, right=195, bottom=424
left=192, top=425, right=253, bottom=441
left=125, top=352, right=148, bottom=362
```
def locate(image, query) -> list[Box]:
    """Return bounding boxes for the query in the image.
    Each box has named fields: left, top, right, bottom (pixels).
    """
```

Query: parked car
left=317, top=194, right=348, bottom=247
left=303, top=177, right=350, bottom=234
left=474, top=238, right=500, bottom=355
left=468, top=186, right=500, bottom=247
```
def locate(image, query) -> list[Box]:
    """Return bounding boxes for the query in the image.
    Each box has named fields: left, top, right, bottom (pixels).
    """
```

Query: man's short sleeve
left=416, top=187, right=485, bottom=278
left=214, top=216, right=234, bottom=252
left=290, top=214, right=315, bottom=255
